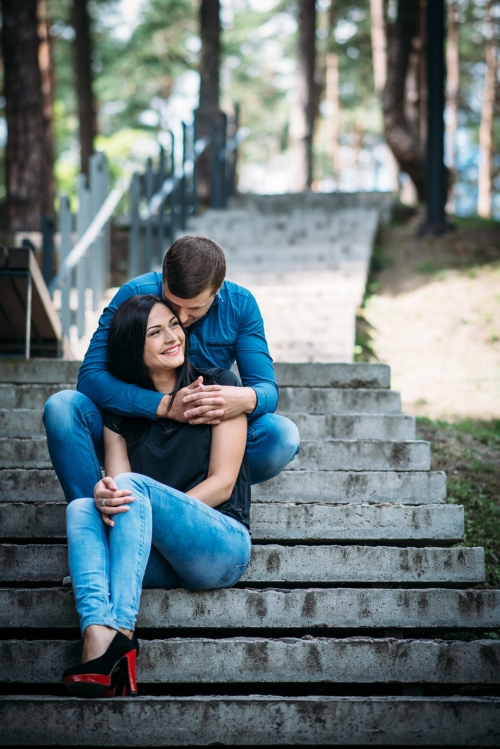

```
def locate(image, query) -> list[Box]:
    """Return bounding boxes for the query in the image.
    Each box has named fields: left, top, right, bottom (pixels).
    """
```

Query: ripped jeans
left=66, top=472, right=252, bottom=634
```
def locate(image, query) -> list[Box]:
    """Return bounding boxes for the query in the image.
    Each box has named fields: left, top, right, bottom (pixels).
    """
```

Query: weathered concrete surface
left=1, top=469, right=448, bottom=504
left=281, top=413, right=416, bottom=441
left=0, top=409, right=44, bottom=437
left=2, top=637, right=499, bottom=684
left=0, top=438, right=51, bottom=469
left=2, top=587, right=500, bottom=631
left=0, top=502, right=464, bottom=543
left=0, top=384, right=75, bottom=409
left=1, top=544, right=484, bottom=584
left=1, top=695, right=500, bottom=746
left=292, top=440, right=430, bottom=472
left=0, top=437, right=431, bottom=472
left=251, top=503, right=463, bottom=542
left=253, top=470, right=447, bottom=504
left=0, top=470, right=65, bottom=502
left=278, top=387, right=401, bottom=414
left=273, top=362, right=390, bottom=389
left=0, top=410, right=417, bottom=440
left=0, top=359, right=81, bottom=384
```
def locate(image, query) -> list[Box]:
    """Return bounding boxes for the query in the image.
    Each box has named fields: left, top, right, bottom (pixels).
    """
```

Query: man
left=44, top=235, right=300, bottom=502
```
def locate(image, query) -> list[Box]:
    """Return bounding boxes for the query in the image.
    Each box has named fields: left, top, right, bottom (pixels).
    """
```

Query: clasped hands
left=157, top=376, right=256, bottom=425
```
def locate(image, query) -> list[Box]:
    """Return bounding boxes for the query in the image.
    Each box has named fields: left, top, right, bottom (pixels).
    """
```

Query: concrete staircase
left=0, top=358, right=499, bottom=745
left=178, top=195, right=388, bottom=363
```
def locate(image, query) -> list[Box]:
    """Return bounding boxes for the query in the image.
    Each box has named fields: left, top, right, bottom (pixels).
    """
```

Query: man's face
left=162, top=280, right=218, bottom=327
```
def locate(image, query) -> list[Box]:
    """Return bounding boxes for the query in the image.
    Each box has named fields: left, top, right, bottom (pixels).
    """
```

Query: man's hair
left=162, top=236, right=226, bottom=298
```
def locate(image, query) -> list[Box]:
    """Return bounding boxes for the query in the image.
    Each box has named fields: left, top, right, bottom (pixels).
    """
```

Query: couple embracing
left=44, top=235, right=300, bottom=697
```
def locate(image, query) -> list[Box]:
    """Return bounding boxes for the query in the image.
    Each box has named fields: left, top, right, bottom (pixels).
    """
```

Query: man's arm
left=182, top=291, right=278, bottom=424
left=77, top=275, right=165, bottom=418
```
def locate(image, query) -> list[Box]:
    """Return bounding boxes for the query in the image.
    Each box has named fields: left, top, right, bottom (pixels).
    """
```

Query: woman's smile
left=161, top=343, right=181, bottom=357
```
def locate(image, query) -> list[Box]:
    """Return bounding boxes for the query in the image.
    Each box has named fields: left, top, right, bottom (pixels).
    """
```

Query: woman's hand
left=94, top=477, right=135, bottom=527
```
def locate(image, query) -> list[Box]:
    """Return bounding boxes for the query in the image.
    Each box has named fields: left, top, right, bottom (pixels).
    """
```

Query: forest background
left=0, top=0, right=498, bottom=221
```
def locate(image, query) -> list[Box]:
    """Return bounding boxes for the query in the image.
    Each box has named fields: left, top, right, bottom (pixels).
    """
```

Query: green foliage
left=417, top=418, right=500, bottom=589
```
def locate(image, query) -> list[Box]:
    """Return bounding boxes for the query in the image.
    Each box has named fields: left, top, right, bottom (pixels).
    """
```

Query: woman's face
left=143, top=303, right=185, bottom=374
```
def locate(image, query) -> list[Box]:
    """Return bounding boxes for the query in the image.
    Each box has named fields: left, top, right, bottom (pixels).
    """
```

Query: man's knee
left=265, top=414, right=300, bottom=459
left=44, top=389, right=86, bottom=429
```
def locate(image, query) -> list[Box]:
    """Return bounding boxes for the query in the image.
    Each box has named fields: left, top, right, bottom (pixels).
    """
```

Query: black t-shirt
left=103, top=368, right=251, bottom=530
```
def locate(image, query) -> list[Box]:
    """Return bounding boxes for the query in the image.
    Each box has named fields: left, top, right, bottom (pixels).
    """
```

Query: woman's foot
left=82, top=625, right=133, bottom=662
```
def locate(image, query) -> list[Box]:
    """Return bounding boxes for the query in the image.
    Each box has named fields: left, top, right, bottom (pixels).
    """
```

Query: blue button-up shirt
left=77, top=273, right=278, bottom=419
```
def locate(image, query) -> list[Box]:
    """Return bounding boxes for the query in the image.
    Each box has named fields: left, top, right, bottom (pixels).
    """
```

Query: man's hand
left=94, top=477, right=135, bottom=527
left=183, top=384, right=257, bottom=425
left=156, top=376, right=224, bottom=424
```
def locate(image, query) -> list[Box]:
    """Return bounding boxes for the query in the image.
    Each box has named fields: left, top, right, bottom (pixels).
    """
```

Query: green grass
left=416, top=417, right=500, bottom=588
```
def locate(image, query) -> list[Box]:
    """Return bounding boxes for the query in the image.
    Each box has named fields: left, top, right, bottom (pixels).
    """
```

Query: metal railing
left=41, top=106, right=245, bottom=350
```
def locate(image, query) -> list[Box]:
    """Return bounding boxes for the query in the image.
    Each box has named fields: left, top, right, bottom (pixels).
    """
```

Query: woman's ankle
left=119, top=628, right=134, bottom=640
left=81, top=625, right=118, bottom=663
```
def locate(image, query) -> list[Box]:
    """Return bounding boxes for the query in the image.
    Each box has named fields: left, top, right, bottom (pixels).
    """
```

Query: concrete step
left=0, top=360, right=390, bottom=389
left=0, top=544, right=484, bottom=585
left=281, top=413, right=415, bottom=440
left=1, top=695, right=499, bottom=746
left=0, top=384, right=74, bottom=409
left=0, top=410, right=416, bottom=440
left=292, top=440, right=430, bottom=472
left=278, top=387, right=401, bottom=414
left=0, top=437, right=431, bottom=471
left=0, top=359, right=81, bottom=384
left=1, top=468, right=448, bottom=504
left=2, top=637, right=499, bottom=685
left=0, top=502, right=464, bottom=544
left=3, top=587, right=499, bottom=631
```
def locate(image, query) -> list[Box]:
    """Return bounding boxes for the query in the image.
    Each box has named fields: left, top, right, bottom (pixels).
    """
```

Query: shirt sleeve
left=76, top=277, right=165, bottom=419
left=234, top=292, right=278, bottom=417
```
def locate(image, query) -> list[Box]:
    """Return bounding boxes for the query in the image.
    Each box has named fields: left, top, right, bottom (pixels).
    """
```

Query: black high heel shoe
left=63, top=631, right=138, bottom=698
left=102, top=636, right=141, bottom=698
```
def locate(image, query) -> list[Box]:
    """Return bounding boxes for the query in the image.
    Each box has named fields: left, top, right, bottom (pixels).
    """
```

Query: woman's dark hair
left=107, top=294, right=201, bottom=445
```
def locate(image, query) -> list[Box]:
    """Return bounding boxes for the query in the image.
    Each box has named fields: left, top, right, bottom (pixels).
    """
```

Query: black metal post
left=158, top=146, right=165, bottom=263
left=180, top=122, right=187, bottom=230
left=423, top=0, right=451, bottom=234
left=211, top=118, right=223, bottom=209
left=168, top=131, right=176, bottom=244
left=41, top=215, right=55, bottom=285
left=192, top=109, right=199, bottom=216
left=220, top=112, right=228, bottom=208
left=145, top=157, right=154, bottom=271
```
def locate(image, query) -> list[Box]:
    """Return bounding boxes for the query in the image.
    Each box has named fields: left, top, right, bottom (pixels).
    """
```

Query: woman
left=62, top=294, right=251, bottom=697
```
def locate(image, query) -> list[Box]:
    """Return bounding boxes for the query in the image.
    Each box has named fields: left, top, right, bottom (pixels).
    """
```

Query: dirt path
left=363, top=217, right=500, bottom=420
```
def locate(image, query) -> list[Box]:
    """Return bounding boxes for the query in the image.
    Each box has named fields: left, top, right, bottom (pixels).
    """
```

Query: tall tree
left=290, top=0, right=318, bottom=190
left=382, top=0, right=425, bottom=201
left=477, top=0, right=498, bottom=218
left=370, top=0, right=387, bottom=95
left=1, top=0, right=49, bottom=231
left=325, top=0, right=340, bottom=177
left=197, top=0, right=221, bottom=201
left=445, top=0, right=459, bottom=212
left=72, top=0, right=97, bottom=175
left=38, top=0, right=56, bottom=217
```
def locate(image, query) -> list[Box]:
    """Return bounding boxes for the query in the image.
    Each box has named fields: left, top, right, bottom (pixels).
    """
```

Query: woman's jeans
left=44, top=390, right=300, bottom=502
left=66, top=473, right=252, bottom=634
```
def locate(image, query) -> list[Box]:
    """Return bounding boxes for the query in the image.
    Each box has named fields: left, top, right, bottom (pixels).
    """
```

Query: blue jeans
left=66, top=473, right=252, bottom=634
left=44, top=390, right=300, bottom=502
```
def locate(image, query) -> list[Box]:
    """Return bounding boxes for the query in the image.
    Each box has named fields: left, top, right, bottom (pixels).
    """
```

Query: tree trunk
left=72, top=0, right=97, bottom=176
left=38, top=0, right=55, bottom=215
left=477, top=0, right=498, bottom=218
left=370, top=0, right=387, bottom=94
left=445, top=0, right=459, bottom=212
left=196, top=0, right=221, bottom=202
left=382, top=0, right=425, bottom=202
left=2, top=0, right=47, bottom=231
left=290, top=0, right=317, bottom=190
left=325, top=52, right=340, bottom=176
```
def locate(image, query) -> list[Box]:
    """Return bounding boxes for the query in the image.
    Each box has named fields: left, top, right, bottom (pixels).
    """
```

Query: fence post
left=211, top=118, right=222, bottom=209
left=168, top=131, right=176, bottom=244
left=41, top=215, right=55, bottom=286
left=145, top=157, right=154, bottom=272
left=228, top=103, right=239, bottom=198
left=192, top=110, right=199, bottom=216
left=220, top=112, right=228, bottom=208
left=180, top=122, right=187, bottom=230
left=158, top=146, right=165, bottom=262
left=129, top=172, right=140, bottom=279
left=59, top=195, right=72, bottom=340
left=76, top=174, right=91, bottom=338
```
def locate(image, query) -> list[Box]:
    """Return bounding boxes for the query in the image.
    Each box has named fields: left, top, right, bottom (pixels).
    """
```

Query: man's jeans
left=66, top=473, right=252, bottom=633
left=44, top=390, right=300, bottom=502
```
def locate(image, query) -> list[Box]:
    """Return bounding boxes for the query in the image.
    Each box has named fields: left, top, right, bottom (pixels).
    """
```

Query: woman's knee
left=66, top=496, right=95, bottom=523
